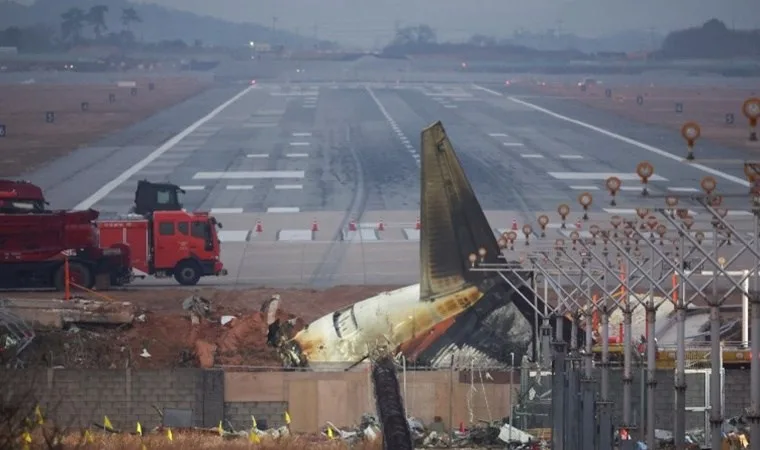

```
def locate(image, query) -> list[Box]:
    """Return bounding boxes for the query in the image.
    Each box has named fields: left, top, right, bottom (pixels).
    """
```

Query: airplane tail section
left=419, top=121, right=501, bottom=300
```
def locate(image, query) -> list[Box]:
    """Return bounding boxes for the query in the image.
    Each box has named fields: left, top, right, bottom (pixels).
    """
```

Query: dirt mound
left=11, top=285, right=394, bottom=369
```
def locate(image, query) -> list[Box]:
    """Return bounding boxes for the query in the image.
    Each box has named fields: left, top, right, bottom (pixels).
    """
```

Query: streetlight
left=508, top=352, right=515, bottom=442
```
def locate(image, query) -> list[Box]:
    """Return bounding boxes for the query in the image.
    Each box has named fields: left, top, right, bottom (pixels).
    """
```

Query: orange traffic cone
left=254, top=219, right=263, bottom=233
left=348, top=219, right=357, bottom=231
left=511, top=219, right=518, bottom=230
left=415, top=217, right=421, bottom=230
left=311, top=218, right=319, bottom=232
left=377, top=218, right=385, bottom=231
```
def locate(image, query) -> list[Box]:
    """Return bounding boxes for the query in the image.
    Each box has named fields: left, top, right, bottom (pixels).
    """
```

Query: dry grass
left=0, top=77, right=211, bottom=177
left=23, top=430, right=384, bottom=449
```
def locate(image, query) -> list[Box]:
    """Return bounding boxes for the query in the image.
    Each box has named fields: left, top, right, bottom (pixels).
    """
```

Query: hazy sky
left=129, top=0, right=758, bottom=46
left=13, top=0, right=760, bottom=47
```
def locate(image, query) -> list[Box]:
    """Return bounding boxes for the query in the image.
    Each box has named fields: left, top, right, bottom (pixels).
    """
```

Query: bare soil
left=522, top=81, right=759, bottom=151
left=0, top=76, right=211, bottom=177
left=9, top=285, right=400, bottom=370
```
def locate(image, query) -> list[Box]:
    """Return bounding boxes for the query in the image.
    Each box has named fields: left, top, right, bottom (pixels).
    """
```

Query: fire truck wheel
left=174, top=260, right=202, bottom=286
left=54, top=261, right=94, bottom=291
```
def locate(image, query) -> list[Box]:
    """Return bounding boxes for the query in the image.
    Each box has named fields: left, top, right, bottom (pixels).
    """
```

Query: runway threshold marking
left=74, top=85, right=256, bottom=210
left=471, top=84, right=749, bottom=188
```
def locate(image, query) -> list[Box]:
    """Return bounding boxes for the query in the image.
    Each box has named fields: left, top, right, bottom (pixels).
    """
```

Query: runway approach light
left=680, top=121, right=701, bottom=160
left=250, top=79, right=257, bottom=85
left=743, top=97, right=760, bottom=141
left=461, top=62, right=467, bottom=68
left=636, top=161, right=655, bottom=197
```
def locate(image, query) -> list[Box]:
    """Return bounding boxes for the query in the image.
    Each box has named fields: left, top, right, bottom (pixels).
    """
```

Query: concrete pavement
left=18, top=73, right=760, bottom=288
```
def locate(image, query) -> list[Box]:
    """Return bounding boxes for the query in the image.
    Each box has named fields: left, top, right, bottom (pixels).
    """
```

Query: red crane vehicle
left=1, top=179, right=228, bottom=290
left=95, top=180, right=228, bottom=286
left=0, top=180, right=132, bottom=290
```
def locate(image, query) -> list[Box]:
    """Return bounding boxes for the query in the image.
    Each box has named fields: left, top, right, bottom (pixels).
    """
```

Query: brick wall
left=0, top=368, right=224, bottom=430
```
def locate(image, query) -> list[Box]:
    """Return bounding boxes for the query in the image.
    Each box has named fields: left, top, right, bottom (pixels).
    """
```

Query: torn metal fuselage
left=273, top=283, right=493, bottom=369
left=271, top=272, right=522, bottom=370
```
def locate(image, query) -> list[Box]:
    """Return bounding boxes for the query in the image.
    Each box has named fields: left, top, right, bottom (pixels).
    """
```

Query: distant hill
left=0, top=0, right=316, bottom=48
left=509, top=29, right=664, bottom=53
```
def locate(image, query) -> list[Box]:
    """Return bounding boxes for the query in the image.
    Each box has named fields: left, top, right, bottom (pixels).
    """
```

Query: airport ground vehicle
left=1, top=179, right=227, bottom=289
left=96, top=180, right=228, bottom=286
left=0, top=180, right=132, bottom=290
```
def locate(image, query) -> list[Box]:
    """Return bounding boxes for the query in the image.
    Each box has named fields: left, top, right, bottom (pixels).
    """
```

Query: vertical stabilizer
left=419, top=121, right=500, bottom=300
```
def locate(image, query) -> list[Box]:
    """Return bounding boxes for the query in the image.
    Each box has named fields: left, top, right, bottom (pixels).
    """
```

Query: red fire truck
left=1, top=179, right=227, bottom=289
left=0, top=180, right=132, bottom=290
left=96, top=180, right=228, bottom=285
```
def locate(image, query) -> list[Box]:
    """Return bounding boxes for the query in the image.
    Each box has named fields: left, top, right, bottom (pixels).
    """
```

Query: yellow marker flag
left=217, top=420, right=224, bottom=436
left=251, top=415, right=257, bottom=429
left=166, top=428, right=173, bottom=441
left=103, top=416, right=113, bottom=430
left=141, top=444, right=147, bottom=450
left=21, top=431, right=32, bottom=443
left=136, top=421, right=143, bottom=436
left=284, top=411, right=291, bottom=425
left=84, top=429, right=94, bottom=444
left=34, top=405, right=44, bottom=425
left=249, top=431, right=260, bottom=443
left=327, top=426, right=334, bottom=439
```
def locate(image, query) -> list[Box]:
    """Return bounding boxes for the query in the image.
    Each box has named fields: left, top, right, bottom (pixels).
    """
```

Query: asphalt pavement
left=16, top=64, right=760, bottom=288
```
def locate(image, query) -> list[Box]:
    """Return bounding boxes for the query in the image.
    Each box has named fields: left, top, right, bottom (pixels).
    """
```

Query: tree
left=60, top=7, right=86, bottom=44
left=0, top=25, right=56, bottom=51
left=391, top=24, right=437, bottom=46
left=86, top=5, right=109, bottom=39
left=0, top=27, right=23, bottom=48
left=658, top=18, right=759, bottom=59
left=121, top=7, right=142, bottom=32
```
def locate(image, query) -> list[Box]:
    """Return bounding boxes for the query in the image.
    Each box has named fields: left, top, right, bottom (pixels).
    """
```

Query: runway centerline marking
left=471, top=84, right=749, bottom=188
left=74, top=85, right=255, bottom=210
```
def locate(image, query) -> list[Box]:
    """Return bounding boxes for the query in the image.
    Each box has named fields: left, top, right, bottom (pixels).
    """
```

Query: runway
left=20, top=73, right=760, bottom=288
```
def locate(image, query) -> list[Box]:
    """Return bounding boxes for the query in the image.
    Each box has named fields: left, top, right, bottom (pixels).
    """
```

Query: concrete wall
left=1, top=367, right=750, bottom=434
left=222, top=369, right=518, bottom=433
left=1, top=368, right=224, bottom=430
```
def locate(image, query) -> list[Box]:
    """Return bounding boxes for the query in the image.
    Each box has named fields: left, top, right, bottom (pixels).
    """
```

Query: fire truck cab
left=96, top=180, right=227, bottom=286
left=98, top=210, right=227, bottom=285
